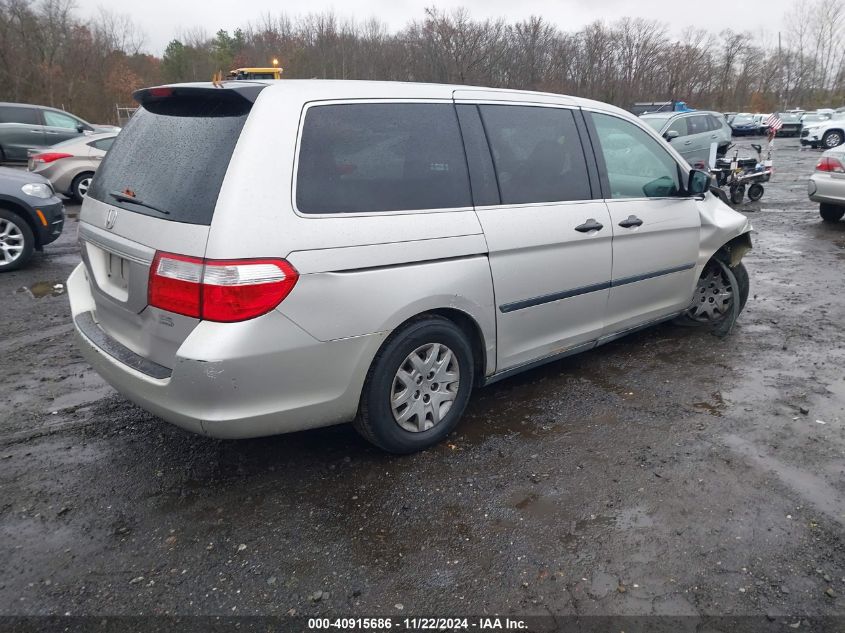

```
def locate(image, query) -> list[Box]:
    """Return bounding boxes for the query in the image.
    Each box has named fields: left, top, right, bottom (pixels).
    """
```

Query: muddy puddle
left=15, top=280, right=65, bottom=299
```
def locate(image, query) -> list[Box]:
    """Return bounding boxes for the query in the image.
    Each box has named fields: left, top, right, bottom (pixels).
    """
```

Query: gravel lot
left=1, top=137, right=843, bottom=623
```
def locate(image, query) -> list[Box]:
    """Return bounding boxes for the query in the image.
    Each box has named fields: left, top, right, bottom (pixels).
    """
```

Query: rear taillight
left=148, top=252, right=298, bottom=322
left=31, top=152, right=72, bottom=164
left=816, top=156, right=845, bottom=173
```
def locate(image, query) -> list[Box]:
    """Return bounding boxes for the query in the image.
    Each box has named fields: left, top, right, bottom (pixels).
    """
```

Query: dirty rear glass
left=87, top=95, right=250, bottom=225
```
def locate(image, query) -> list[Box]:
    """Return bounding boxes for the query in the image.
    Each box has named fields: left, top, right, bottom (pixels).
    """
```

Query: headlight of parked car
left=21, top=183, right=53, bottom=199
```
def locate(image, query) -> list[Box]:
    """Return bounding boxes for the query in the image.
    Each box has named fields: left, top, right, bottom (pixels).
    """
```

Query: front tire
left=676, top=261, right=749, bottom=326
left=0, top=209, right=35, bottom=272
left=822, top=130, right=844, bottom=149
left=747, top=183, right=764, bottom=201
left=729, top=184, right=746, bottom=205
left=820, top=203, right=845, bottom=222
left=354, top=316, right=474, bottom=453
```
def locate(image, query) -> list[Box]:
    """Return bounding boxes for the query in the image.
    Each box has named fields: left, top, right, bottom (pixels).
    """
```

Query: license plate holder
left=106, top=252, right=130, bottom=293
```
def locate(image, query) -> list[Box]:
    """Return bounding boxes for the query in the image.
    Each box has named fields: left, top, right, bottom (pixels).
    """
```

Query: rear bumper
left=67, top=263, right=386, bottom=438
left=808, top=174, right=845, bottom=205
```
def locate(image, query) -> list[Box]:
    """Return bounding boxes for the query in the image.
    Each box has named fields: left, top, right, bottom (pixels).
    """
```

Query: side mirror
left=687, top=169, right=711, bottom=196
left=76, top=124, right=85, bottom=133
left=664, top=130, right=680, bottom=142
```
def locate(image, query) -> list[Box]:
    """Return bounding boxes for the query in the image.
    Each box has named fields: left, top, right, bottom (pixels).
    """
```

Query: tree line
left=1, top=0, right=844, bottom=125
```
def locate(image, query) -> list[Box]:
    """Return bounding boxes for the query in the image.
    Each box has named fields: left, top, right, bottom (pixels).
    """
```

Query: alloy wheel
left=824, top=132, right=843, bottom=148
left=77, top=176, right=91, bottom=198
left=0, top=217, right=25, bottom=266
left=390, top=342, right=460, bottom=432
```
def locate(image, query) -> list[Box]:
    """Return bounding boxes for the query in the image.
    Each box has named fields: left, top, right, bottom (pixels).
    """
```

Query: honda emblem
left=105, top=209, right=118, bottom=230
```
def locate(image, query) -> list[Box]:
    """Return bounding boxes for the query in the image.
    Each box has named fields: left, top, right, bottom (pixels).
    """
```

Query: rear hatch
left=78, top=84, right=263, bottom=369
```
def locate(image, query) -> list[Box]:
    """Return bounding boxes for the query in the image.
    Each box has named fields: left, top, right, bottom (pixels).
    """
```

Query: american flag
left=766, top=113, right=783, bottom=132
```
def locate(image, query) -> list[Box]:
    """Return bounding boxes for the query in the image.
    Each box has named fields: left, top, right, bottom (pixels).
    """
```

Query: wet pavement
left=1, top=138, right=844, bottom=619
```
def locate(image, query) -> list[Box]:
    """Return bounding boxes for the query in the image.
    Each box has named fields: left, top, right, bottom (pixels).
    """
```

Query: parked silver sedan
left=808, top=147, right=845, bottom=222
left=28, top=132, right=117, bottom=202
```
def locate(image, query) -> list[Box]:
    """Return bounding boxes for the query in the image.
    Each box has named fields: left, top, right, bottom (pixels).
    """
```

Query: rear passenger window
left=478, top=105, right=590, bottom=204
left=0, top=106, right=40, bottom=125
left=687, top=115, right=709, bottom=135
left=296, top=103, right=471, bottom=214
left=88, top=137, right=115, bottom=151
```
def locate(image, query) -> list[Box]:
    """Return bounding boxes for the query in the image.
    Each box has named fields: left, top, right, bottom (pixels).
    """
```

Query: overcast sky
left=73, top=0, right=796, bottom=55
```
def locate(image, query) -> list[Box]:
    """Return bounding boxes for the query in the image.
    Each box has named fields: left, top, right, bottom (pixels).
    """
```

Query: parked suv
left=776, top=111, right=804, bottom=137
left=639, top=110, right=732, bottom=169
left=0, top=167, right=65, bottom=271
left=800, top=113, right=845, bottom=149
left=0, top=102, right=119, bottom=163
left=68, top=81, right=752, bottom=453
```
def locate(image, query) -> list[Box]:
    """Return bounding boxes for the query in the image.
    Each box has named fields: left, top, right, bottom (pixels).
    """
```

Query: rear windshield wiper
left=108, top=191, right=170, bottom=215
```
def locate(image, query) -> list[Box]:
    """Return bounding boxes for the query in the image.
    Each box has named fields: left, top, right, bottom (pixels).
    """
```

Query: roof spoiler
left=132, top=83, right=266, bottom=107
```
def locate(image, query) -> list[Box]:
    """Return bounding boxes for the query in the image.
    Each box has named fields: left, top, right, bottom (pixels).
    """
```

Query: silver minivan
left=68, top=80, right=753, bottom=453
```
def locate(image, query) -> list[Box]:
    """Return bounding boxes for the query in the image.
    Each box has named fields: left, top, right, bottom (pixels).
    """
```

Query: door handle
left=30, top=129, right=42, bottom=133
left=618, top=215, right=643, bottom=228
left=574, top=219, right=604, bottom=233
left=711, top=134, right=718, bottom=139
left=684, top=140, right=693, bottom=145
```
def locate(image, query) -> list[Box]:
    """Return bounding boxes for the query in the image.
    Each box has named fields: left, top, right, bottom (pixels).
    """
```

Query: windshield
left=88, top=95, right=250, bottom=225
left=733, top=114, right=754, bottom=124
left=641, top=116, right=670, bottom=131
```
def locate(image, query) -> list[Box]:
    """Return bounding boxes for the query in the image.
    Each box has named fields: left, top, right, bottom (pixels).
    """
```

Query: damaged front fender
left=697, top=191, right=753, bottom=268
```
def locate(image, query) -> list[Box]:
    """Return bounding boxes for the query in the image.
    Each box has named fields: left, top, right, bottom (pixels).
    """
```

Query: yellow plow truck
left=228, top=67, right=282, bottom=80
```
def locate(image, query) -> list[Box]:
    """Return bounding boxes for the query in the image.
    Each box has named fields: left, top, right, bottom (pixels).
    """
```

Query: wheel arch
left=427, top=308, right=488, bottom=387
left=0, top=197, right=41, bottom=249
left=70, top=170, right=96, bottom=198
left=823, top=128, right=845, bottom=144
left=710, top=231, right=753, bottom=268
left=371, top=308, right=490, bottom=388
left=72, top=170, right=95, bottom=185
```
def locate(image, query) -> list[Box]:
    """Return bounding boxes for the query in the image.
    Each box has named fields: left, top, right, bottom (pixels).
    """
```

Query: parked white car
left=800, top=113, right=845, bottom=149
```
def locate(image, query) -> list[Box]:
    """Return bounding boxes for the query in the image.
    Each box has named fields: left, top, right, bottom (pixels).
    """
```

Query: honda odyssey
left=68, top=80, right=753, bottom=453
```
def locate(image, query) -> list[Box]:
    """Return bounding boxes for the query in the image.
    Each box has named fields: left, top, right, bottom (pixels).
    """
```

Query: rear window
left=87, top=95, right=250, bottom=225
left=296, top=103, right=471, bottom=214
